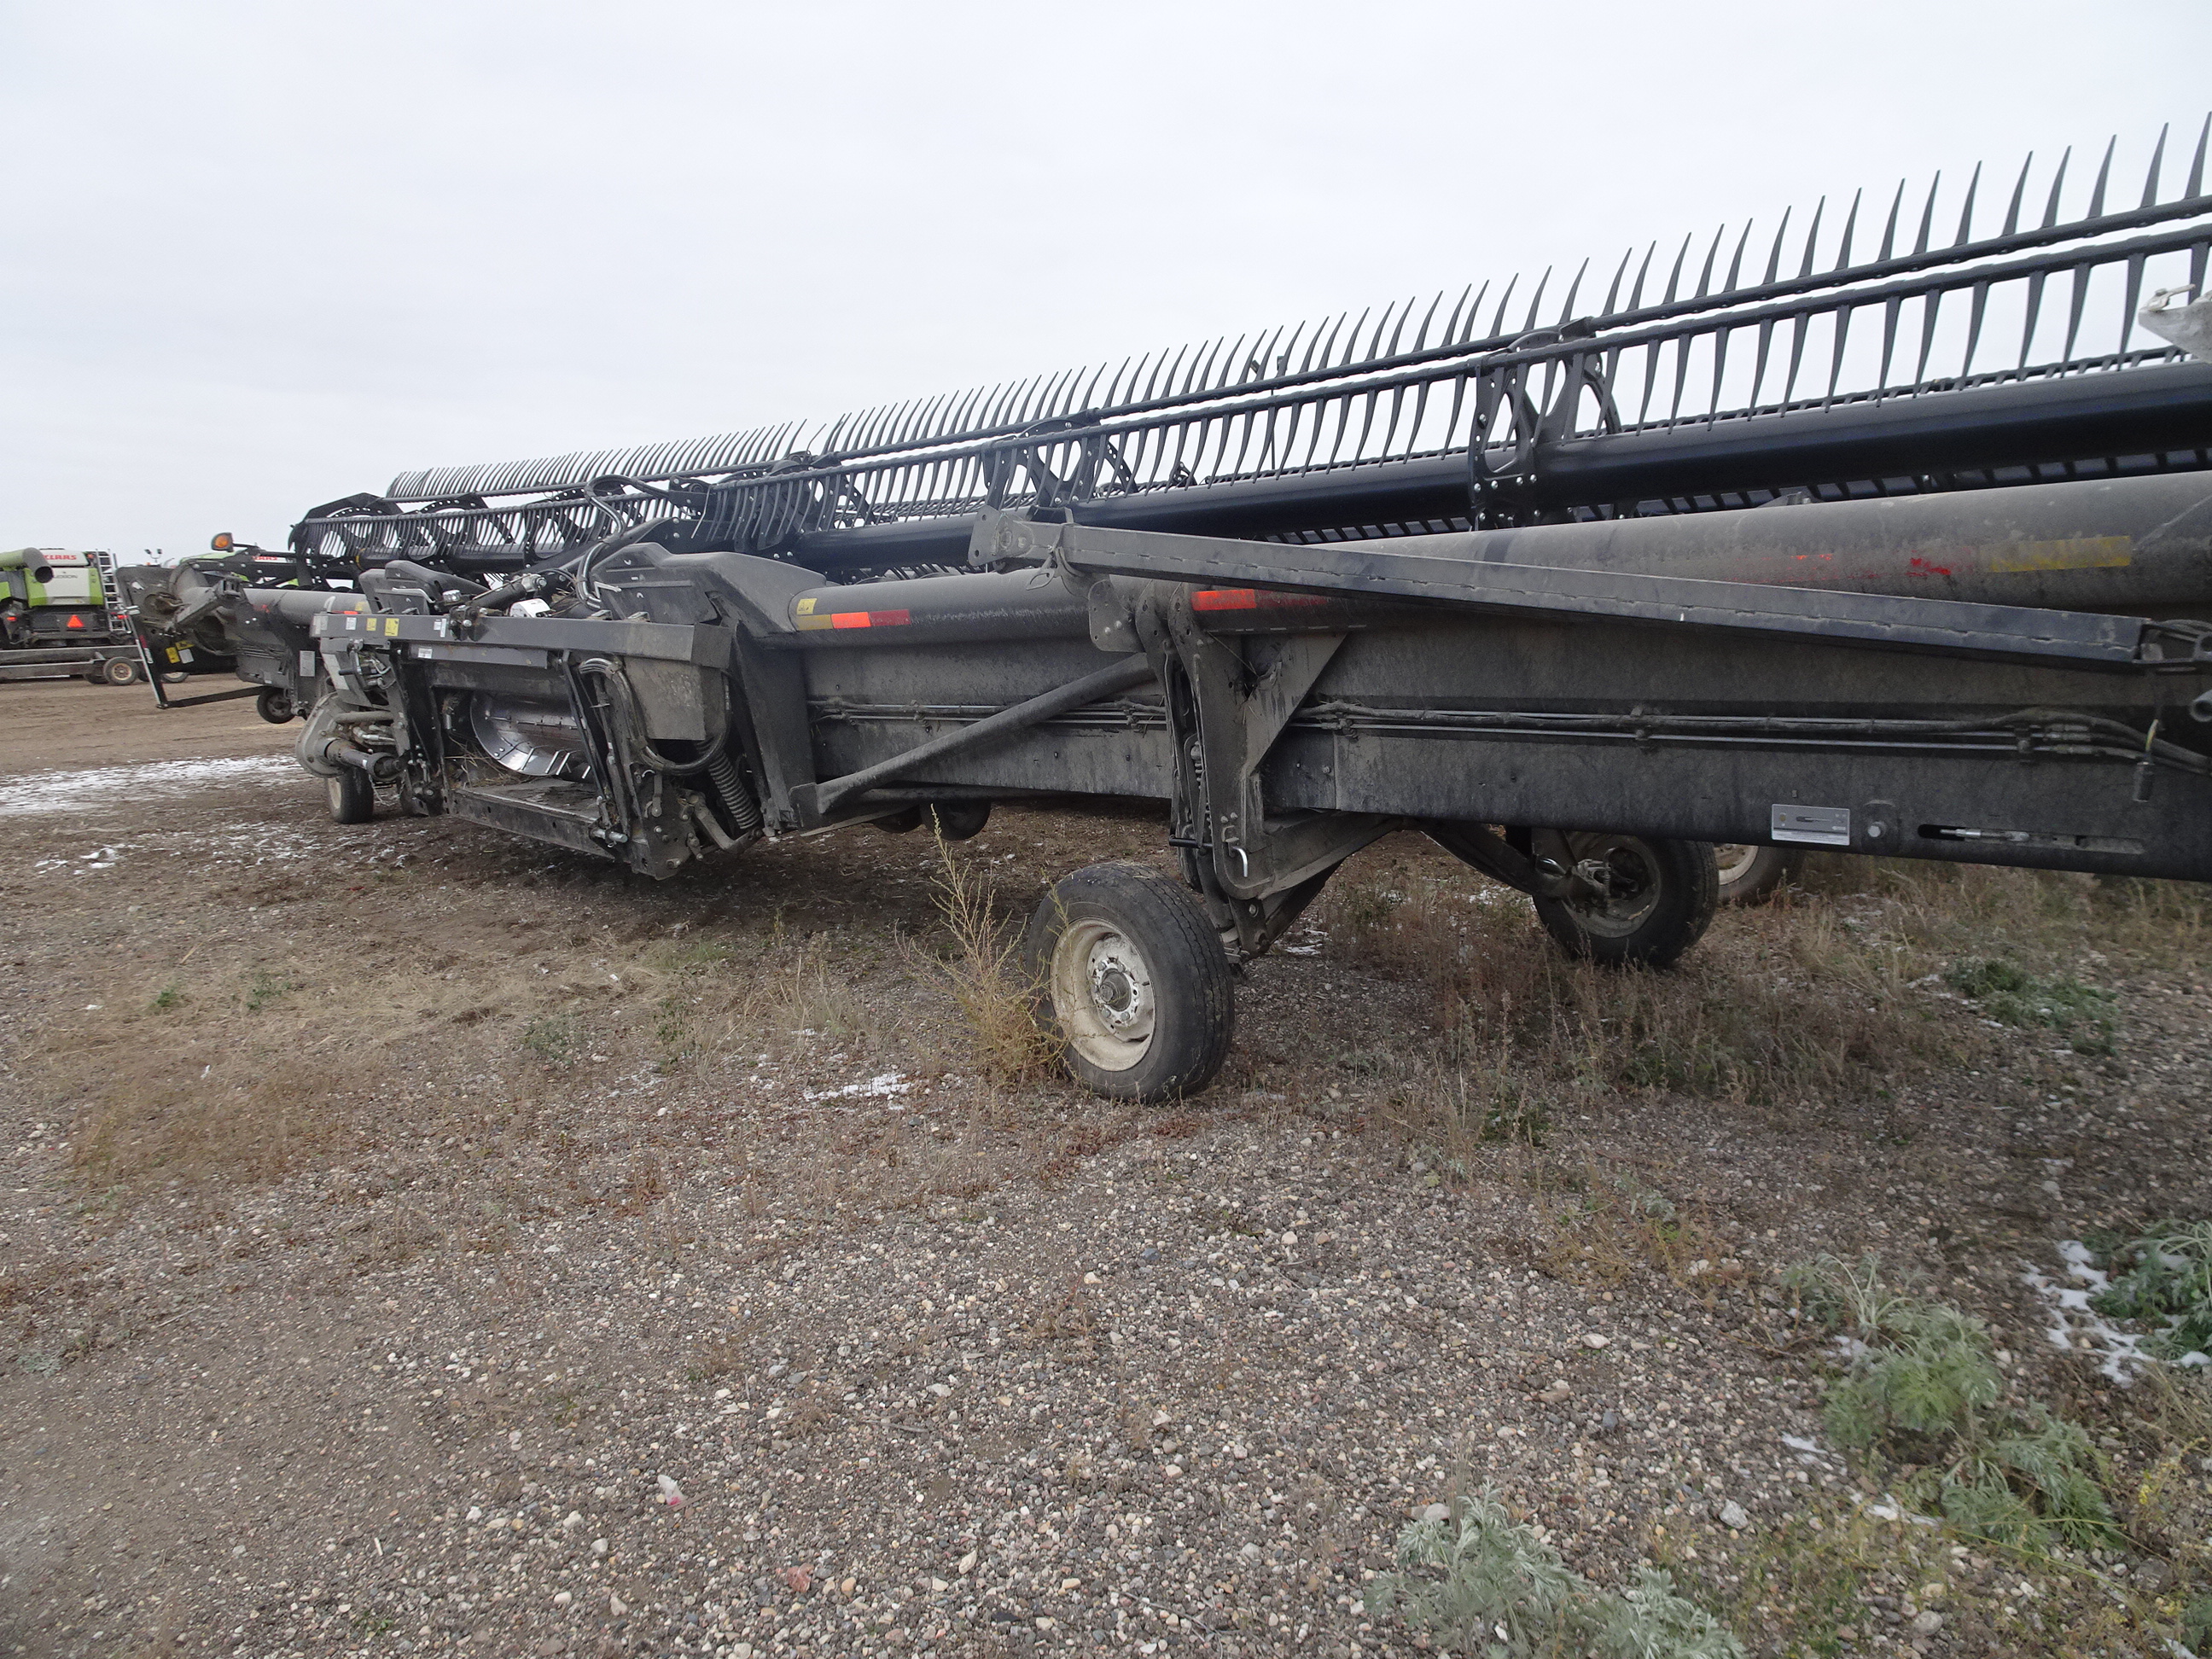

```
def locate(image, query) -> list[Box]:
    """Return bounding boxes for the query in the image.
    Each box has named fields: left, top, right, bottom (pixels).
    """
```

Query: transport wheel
left=1713, top=842, right=1804, bottom=905
left=1024, top=862, right=1235, bottom=1103
left=255, top=688, right=296, bottom=724
left=327, top=767, right=375, bottom=824
left=101, top=656, right=139, bottom=685
left=873, top=806, right=923, bottom=834
left=926, top=800, right=991, bottom=841
left=1528, top=831, right=1717, bottom=969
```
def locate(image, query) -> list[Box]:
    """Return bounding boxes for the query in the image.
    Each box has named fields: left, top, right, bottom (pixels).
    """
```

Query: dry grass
left=64, top=958, right=397, bottom=1192
left=1319, top=851, right=1972, bottom=1124
left=55, top=923, right=854, bottom=1200
left=1538, top=1159, right=1735, bottom=1288
left=914, top=828, right=1061, bottom=1083
left=1799, top=852, right=2212, bottom=969
left=630, top=931, right=888, bottom=1076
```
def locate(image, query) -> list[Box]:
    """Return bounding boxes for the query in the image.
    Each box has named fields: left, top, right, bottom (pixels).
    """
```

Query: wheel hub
left=1553, top=834, right=1663, bottom=936
left=1086, top=935, right=1154, bottom=1038
left=1051, top=919, right=1157, bottom=1072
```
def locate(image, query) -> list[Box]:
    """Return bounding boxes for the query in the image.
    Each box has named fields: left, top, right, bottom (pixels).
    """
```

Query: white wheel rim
left=1051, top=919, right=1155, bottom=1073
left=1713, top=843, right=1759, bottom=882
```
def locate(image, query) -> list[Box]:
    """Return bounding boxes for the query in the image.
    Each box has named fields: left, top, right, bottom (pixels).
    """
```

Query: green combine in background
left=0, top=547, right=124, bottom=649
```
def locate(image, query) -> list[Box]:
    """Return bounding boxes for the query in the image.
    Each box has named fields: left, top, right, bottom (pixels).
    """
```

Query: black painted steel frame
left=292, top=121, right=2212, bottom=577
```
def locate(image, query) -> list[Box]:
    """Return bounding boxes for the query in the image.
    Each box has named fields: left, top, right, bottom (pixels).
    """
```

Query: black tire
left=1023, top=862, right=1235, bottom=1103
left=327, top=767, right=375, bottom=824
left=1713, top=842, right=1805, bottom=905
left=926, top=800, right=991, bottom=841
left=255, top=687, right=296, bottom=725
left=873, top=806, right=923, bottom=834
left=100, top=656, right=139, bottom=686
left=1528, top=830, right=1718, bottom=969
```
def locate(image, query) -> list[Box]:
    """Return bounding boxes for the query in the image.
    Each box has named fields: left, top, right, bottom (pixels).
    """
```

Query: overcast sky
left=4, top=0, right=2209, bottom=557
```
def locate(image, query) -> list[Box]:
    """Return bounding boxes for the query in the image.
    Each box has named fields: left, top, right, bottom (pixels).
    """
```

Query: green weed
left=653, top=995, right=704, bottom=1071
left=1943, top=958, right=2117, bottom=1054
left=243, top=969, right=299, bottom=1012
left=1365, top=1491, right=1743, bottom=1658
left=2092, top=1220, right=2212, bottom=1360
left=520, top=1010, right=582, bottom=1067
left=2186, top=1592, right=2212, bottom=1653
left=1784, top=1254, right=2119, bottom=1551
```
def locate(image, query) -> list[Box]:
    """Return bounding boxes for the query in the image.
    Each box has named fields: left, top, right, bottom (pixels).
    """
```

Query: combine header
left=276, top=119, right=2212, bottom=1099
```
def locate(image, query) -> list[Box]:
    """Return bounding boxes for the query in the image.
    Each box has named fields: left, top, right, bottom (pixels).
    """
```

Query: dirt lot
left=2, top=681, right=2209, bottom=1659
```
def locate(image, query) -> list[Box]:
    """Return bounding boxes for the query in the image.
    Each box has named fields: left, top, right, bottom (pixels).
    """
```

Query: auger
left=261, top=118, right=2212, bottom=1101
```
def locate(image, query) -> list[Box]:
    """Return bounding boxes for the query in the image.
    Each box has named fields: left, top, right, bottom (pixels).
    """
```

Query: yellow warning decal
left=384, top=618, right=400, bottom=637
left=1988, top=537, right=2132, bottom=573
left=795, top=597, right=818, bottom=614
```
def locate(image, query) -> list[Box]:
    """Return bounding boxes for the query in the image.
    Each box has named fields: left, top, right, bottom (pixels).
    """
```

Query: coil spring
left=707, top=748, right=761, bottom=836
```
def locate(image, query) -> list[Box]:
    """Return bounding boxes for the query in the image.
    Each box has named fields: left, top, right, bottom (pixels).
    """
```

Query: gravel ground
left=3, top=685, right=2208, bottom=1658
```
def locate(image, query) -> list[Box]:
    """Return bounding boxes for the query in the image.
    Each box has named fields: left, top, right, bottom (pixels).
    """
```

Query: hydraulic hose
left=574, top=655, right=761, bottom=841
left=576, top=658, right=720, bottom=776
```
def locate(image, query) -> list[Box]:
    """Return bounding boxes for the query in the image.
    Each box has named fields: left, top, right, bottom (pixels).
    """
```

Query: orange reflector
left=829, top=608, right=911, bottom=629
left=65, top=614, right=85, bottom=628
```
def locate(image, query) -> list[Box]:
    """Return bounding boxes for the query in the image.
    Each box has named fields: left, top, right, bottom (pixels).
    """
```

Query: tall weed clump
left=923, top=828, right=1059, bottom=1082
left=1784, top=1254, right=2119, bottom=1551
left=1365, top=1492, right=1743, bottom=1658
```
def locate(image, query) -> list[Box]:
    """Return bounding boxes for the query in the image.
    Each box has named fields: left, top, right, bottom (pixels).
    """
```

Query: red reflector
left=830, top=608, right=911, bottom=629
left=65, top=614, right=85, bottom=628
left=1192, top=588, right=1331, bottom=613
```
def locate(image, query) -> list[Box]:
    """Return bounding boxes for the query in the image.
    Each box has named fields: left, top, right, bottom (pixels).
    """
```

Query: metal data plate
left=1772, top=803, right=1852, bottom=847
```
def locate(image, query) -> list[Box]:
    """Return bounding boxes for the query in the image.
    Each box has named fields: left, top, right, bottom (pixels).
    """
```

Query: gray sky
left=4, top=0, right=2209, bottom=557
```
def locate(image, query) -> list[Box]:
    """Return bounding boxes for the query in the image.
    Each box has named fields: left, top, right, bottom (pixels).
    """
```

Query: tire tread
left=1025, top=861, right=1233, bottom=1103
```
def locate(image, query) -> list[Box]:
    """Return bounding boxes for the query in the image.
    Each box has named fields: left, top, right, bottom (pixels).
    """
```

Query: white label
left=1772, top=803, right=1851, bottom=847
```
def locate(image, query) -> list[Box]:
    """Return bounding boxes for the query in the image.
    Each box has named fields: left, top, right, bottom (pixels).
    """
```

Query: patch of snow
left=2017, top=1241, right=2209, bottom=1382
left=0, top=755, right=295, bottom=818
left=803, top=1072, right=913, bottom=1103
left=1780, top=1433, right=1837, bottom=1466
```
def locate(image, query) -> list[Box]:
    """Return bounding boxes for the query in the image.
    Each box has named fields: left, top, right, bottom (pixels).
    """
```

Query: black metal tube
left=241, top=589, right=370, bottom=625
left=329, top=741, right=398, bottom=780
left=1534, top=362, right=2212, bottom=513
left=802, top=654, right=1155, bottom=816
left=991, top=504, right=2179, bottom=670
left=1382, top=470, right=2212, bottom=614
